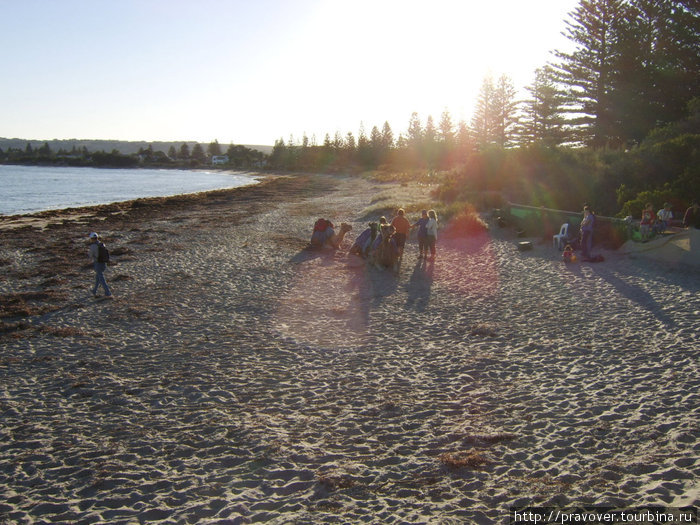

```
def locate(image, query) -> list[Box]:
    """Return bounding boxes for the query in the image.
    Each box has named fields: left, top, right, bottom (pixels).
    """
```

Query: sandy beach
left=1, top=173, right=698, bottom=524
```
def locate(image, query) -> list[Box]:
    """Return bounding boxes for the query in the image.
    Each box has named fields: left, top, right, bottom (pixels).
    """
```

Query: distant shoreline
left=0, top=166, right=263, bottom=219
left=0, top=137, right=273, bottom=156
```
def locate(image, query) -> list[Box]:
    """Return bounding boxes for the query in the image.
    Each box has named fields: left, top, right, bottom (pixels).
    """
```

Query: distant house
left=211, top=155, right=229, bottom=165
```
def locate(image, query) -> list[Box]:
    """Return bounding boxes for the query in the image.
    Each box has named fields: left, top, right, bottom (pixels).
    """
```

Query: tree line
left=0, top=140, right=265, bottom=169
left=269, top=0, right=699, bottom=217
left=2, top=1, right=695, bottom=218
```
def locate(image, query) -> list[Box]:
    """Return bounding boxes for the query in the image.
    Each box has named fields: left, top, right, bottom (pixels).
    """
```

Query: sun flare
left=274, top=0, right=576, bottom=140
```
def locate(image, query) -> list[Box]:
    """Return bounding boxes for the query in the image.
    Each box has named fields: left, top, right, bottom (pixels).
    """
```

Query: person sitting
left=562, top=244, right=576, bottom=263
left=655, top=203, right=673, bottom=233
left=349, top=222, right=379, bottom=257
left=310, top=218, right=352, bottom=249
left=310, top=218, right=333, bottom=247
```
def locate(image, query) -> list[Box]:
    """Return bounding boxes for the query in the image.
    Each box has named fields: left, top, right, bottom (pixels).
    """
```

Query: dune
left=621, top=228, right=700, bottom=268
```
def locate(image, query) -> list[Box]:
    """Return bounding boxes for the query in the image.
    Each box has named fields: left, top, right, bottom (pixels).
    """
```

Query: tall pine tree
left=553, top=0, right=629, bottom=148
left=492, top=75, right=519, bottom=147
left=471, top=75, right=496, bottom=147
left=613, top=0, right=700, bottom=144
left=471, top=74, right=518, bottom=148
left=518, top=66, right=567, bottom=146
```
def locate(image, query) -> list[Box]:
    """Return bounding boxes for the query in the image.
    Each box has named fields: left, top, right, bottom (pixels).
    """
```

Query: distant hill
left=0, top=138, right=273, bottom=156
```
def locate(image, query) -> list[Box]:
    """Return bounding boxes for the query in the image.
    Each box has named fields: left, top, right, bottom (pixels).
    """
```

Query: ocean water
left=0, top=165, right=260, bottom=215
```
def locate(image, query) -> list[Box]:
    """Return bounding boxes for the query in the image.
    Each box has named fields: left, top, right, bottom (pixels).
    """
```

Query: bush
left=618, top=187, right=677, bottom=219
left=442, top=203, right=489, bottom=238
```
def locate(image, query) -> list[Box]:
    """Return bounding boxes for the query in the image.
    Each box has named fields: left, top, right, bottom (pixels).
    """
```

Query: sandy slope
left=1, top=174, right=698, bottom=524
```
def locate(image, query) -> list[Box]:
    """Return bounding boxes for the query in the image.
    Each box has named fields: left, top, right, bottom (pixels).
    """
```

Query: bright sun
left=266, top=0, right=573, bottom=139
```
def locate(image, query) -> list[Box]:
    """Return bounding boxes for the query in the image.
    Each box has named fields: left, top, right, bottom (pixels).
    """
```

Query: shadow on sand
left=288, top=246, right=345, bottom=266
left=589, top=263, right=677, bottom=327
left=405, top=257, right=435, bottom=312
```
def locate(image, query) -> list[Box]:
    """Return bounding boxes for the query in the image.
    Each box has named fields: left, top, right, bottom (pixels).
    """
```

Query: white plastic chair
left=553, top=223, right=569, bottom=250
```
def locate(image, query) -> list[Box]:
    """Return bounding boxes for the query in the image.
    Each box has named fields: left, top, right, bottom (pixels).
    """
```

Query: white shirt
left=657, top=209, right=673, bottom=222
left=426, top=218, right=438, bottom=237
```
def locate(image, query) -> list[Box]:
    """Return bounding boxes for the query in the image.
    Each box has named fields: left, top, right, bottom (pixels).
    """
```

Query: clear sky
left=0, top=0, right=579, bottom=146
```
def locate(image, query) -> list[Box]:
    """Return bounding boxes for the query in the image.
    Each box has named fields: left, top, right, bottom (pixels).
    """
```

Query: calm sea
left=0, top=165, right=260, bottom=215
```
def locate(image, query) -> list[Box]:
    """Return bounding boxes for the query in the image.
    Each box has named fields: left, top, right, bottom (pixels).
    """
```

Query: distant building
left=211, top=155, right=229, bottom=165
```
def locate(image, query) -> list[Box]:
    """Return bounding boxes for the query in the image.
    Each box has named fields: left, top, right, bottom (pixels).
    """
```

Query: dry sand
left=1, top=173, right=699, bottom=524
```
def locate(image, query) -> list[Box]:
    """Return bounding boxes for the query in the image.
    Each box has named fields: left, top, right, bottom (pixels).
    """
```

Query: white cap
left=89, top=232, right=99, bottom=239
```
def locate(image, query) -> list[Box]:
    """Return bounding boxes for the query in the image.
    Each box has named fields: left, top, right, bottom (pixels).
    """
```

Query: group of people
left=568, top=199, right=700, bottom=264
left=639, top=201, right=700, bottom=240
left=347, top=209, right=439, bottom=268
left=88, top=199, right=700, bottom=298
left=640, top=202, right=671, bottom=240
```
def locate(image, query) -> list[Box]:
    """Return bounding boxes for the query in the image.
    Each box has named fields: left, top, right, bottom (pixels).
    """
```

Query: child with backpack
left=88, top=232, right=112, bottom=298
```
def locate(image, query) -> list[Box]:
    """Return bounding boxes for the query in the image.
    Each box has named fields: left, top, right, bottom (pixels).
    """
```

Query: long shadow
left=320, top=255, right=401, bottom=336
left=369, top=264, right=399, bottom=308
left=288, top=246, right=338, bottom=266
left=344, top=262, right=373, bottom=333
left=590, top=264, right=676, bottom=327
left=405, top=257, right=435, bottom=312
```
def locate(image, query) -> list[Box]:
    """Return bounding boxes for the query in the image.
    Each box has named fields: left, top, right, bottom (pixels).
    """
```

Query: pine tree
left=38, top=142, right=51, bottom=156
left=370, top=125, right=382, bottom=166
left=422, top=115, right=438, bottom=167
left=613, top=0, right=700, bottom=144
left=492, top=75, right=519, bottom=147
left=407, top=112, right=422, bottom=147
left=345, top=132, right=356, bottom=158
left=553, top=0, right=629, bottom=148
left=179, top=143, right=190, bottom=160
left=406, top=112, right=424, bottom=167
left=518, top=66, right=567, bottom=146
left=471, top=75, right=497, bottom=147
left=191, top=143, right=206, bottom=163
left=438, top=109, right=455, bottom=145
left=269, top=138, right=286, bottom=168
left=357, top=122, right=371, bottom=167
left=456, top=120, right=474, bottom=162
left=381, top=121, right=394, bottom=150
left=207, top=140, right=222, bottom=156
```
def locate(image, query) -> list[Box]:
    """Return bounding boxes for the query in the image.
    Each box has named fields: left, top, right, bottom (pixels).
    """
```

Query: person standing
left=580, top=205, right=595, bottom=260
left=425, top=210, right=439, bottom=259
left=88, top=232, right=112, bottom=298
left=390, top=208, right=411, bottom=256
left=683, top=201, right=700, bottom=229
left=412, top=210, right=429, bottom=258
left=640, top=203, right=655, bottom=240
